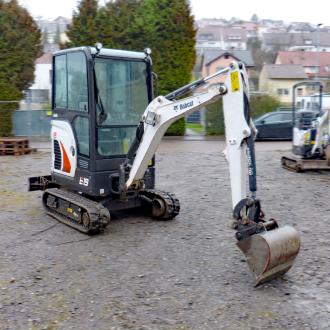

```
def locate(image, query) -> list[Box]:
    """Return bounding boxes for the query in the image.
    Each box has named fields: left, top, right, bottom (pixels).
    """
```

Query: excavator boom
left=124, top=61, right=300, bottom=285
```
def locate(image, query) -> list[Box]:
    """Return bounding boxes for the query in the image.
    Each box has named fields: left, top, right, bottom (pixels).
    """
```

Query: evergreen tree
left=66, top=0, right=99, bottom=47
left=97, top=0, right=139, bottom=49
left=132, top=0, right=196, bottom=95
left=247, top=37, right=277, bottom=72
left=132, top=0, right=196, bottom=135
left=0, top=0, right=42, bottom=136
left=65, top=0, right=196, bottom=135
left=250, top=13, right=259, bottom=23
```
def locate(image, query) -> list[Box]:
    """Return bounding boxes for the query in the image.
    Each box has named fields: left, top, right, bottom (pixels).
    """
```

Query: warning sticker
left=230, top=71, right=240, bottom=92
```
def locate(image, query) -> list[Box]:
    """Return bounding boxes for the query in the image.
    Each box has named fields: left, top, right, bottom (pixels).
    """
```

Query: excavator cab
left=291, top=82, right=323, bottom=158
left=50, top=46, right=155, bottom=198
left=281, top=81, right=330, bottom=171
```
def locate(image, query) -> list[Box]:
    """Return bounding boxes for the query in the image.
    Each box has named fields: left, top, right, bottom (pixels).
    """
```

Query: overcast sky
left=19, top=0, right=330, bottom=26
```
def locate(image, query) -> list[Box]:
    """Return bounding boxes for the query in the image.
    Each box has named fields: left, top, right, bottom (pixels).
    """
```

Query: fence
left=12, top=110, right=52, bottom=137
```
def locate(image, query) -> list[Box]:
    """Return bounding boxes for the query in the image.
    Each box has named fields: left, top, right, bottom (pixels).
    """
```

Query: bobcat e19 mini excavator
left=29, top=45, right=300, bottom=286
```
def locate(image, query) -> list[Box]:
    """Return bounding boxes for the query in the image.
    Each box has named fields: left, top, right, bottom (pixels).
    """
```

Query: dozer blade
left=281, top=155, right=330, bottom=172
left=237, top=225, right=300, bottom=286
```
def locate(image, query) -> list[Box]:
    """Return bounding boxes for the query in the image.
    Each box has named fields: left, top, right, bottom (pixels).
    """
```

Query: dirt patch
left=0, top=141, right=329, bottom=330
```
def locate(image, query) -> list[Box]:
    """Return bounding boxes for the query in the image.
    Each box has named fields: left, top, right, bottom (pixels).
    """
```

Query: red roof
left=263, top=64, right=307, bottom=79
left=277, top=51, right=330, bottom=77
left=35, top=53, right=53, bottom=64
left=239, top=22, right=258, bottom=31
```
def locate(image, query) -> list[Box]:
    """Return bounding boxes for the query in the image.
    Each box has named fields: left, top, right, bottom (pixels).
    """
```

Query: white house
left=21, top=53, right=53, bottom=110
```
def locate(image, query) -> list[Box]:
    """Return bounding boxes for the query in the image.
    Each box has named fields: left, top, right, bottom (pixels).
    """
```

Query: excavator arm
left=123, top=62, right=300, bottom=286
left=311, top=108, right=330, bottom=157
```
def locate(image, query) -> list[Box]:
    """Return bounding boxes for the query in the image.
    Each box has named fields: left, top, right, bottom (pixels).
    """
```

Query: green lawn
left=186, top=123, right=204, bottom=134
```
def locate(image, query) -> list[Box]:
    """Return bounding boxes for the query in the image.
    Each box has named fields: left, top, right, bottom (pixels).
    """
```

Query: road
left=0, top=140, right=329, bottom=329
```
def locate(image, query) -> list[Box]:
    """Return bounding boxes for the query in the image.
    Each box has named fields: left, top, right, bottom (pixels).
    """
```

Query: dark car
left=254, top=111, right=293, bottom=140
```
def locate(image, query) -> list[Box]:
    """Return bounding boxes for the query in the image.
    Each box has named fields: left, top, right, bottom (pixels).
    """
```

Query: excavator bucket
left=237, top=226, right=300, bottom=286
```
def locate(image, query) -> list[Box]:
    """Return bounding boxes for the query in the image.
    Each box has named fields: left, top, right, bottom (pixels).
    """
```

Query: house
left=262, top=32, right=330, bottom=52
left=233, top=22, right=259, bottom=38
left=35, top=16, right=71, bottom=52
left=196, top=18, right=227, bottom=28
left=287, top=22, right=314, bottom=33
left=196, top=26, right=247, bottom=50
left=21, top=53, right=53, bottom=110
left=189, top=49, right=254, bottom=124
left=259, top=64, right=307, bottom=104
left=276, top=51, right=330, bottom=90
left=199, top=49, right=254, bottom=85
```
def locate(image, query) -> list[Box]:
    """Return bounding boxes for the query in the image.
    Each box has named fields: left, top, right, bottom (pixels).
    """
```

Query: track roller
left=139, top=189, right=180, bottom=220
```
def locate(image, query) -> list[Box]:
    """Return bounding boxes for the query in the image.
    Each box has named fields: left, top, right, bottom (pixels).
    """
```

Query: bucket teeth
left=237, top=225, right=300, bottom=286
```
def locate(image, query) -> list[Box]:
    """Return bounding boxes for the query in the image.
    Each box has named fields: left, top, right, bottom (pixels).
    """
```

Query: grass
left=186, top=122, right=204, bottom=134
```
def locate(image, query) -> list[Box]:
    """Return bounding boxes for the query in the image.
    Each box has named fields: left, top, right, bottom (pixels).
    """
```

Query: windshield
left=94, top=58, right=149, bottom=125
left=94, top=57, right=149, bottom=156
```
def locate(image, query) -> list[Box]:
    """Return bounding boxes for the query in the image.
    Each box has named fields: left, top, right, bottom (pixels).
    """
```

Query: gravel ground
left=0, top=140, right=329, bottom=330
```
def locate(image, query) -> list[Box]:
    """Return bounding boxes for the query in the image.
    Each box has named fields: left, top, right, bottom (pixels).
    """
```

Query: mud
left=0, top=140, right=329, bottom=330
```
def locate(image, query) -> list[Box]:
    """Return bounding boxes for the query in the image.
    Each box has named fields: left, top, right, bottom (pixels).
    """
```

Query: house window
left=228, top=35, right=241, bottom=40
left=277, top=88, right=289, bottom=95
left=297, top=88, right=303, bottom=96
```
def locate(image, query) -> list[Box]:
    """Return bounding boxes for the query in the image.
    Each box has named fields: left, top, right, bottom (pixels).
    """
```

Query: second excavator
left=29, top=45, right=300, bottom=286
left=282, top=81, right=330, bottom=171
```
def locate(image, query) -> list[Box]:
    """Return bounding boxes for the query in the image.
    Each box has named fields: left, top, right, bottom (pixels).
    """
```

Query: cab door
left=52, top=51, right=90, bottom=177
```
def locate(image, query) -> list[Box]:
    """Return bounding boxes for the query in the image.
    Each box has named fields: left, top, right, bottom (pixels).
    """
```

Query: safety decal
left=60, top=142, right=72, bottom=173
left=230, top=71, right=240, bottom=92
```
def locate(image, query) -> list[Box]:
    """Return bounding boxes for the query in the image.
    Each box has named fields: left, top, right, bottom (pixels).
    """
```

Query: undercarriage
left=30, top=176, right=180, bottom=234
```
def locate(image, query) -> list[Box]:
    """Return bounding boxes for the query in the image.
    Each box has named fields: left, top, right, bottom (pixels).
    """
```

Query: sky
left=19, top=0, right=330, bottom=26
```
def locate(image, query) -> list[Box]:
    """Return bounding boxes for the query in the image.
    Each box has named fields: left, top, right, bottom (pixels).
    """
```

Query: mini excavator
left=29, top=45, right=300, bottom=286
left=282, top=81, right=330, bottom=171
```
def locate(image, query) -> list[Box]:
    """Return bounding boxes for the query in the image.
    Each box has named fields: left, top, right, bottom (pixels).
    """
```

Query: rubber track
left=140, top=189, right=180, bottom=220
left=43, top=188, right=110, bottom=234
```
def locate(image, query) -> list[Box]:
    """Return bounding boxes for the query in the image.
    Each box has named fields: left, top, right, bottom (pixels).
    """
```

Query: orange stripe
left=60, top=142, right=71, bottom=173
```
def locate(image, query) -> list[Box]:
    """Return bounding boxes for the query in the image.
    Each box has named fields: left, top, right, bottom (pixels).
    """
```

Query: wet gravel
left=0, top=140, right=329, bottom=330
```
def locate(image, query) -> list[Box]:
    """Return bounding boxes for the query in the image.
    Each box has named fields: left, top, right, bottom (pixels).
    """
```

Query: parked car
left=254, top=111, right=293, bottom=140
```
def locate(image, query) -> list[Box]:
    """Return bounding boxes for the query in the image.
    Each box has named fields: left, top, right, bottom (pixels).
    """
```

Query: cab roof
left=53, top=46, right=147, bottom=60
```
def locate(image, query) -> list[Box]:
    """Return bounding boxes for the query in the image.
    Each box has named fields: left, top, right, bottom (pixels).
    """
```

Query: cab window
left=54, top=55, right=67, bottom=109
left=94, top=58, right=149, bottom=157
left=68, top=53, right=88, bottom=112
left=54, top=52, right=88, bottom=112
